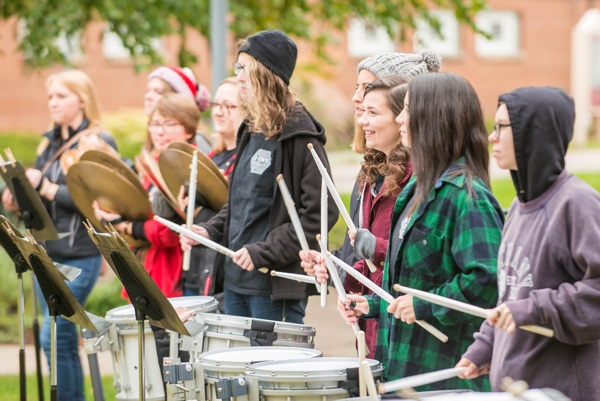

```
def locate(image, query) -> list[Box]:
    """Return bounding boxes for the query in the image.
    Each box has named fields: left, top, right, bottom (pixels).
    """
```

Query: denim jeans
left=36, top=255, right=102, bottom=401
left=223, top=288, right=307, bottom=324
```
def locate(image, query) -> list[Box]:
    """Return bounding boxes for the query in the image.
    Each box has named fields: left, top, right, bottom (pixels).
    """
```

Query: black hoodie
left=500, top=86, right=575, bottom=202
left=200, top=102, right=339, bottom=301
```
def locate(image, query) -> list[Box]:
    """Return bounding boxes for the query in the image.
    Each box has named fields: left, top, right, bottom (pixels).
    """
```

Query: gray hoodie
left=462, top=87, right=600, bottom=401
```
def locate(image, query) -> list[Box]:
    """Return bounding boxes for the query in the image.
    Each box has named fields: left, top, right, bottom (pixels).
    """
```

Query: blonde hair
left=212, top=77, right=240, bottom=154
left=352, top=119, right=367, bottom=154
left=46, top=70, right=102, bottom=129
left=144, top=93, right=199, bottom=154
left=238, top=46, right=296, bottom=139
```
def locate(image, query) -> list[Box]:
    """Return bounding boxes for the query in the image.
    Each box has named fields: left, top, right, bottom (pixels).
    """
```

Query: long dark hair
left=357, top=75, right=411, bottom=198
left=407, top=73, right=490, bottom=212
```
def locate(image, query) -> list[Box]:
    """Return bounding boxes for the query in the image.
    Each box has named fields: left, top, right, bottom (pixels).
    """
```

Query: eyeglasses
left=148, top=121, right=183, bottom=132
left=210, top=101, right=238, bottom=114
left=490, top=123, right=511, bottom=140
left=233, top=63, right=245, bottom=76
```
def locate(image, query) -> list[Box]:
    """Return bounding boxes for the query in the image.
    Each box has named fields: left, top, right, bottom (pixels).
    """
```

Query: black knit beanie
left=238, top=30, right=297, bottom=86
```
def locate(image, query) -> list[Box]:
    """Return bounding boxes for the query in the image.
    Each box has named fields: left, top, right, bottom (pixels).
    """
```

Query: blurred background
left=1, top=0, right=600, bottom=398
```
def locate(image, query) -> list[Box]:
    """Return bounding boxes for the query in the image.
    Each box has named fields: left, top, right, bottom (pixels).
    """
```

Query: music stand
left=0, top=158, right=60, bottom=241
left=84, top=221, right=190, bottom=401
left=6, top=226, right=112, bottom=401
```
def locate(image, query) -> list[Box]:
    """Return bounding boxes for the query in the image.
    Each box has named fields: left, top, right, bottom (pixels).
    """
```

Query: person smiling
left=338, top=73, right=503, bottom=391
left=458, top=87, right=600, bottom=401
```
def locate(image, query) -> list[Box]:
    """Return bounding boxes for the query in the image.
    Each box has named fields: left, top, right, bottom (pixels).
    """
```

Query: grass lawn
left=0, top=374, right=116, bottom=400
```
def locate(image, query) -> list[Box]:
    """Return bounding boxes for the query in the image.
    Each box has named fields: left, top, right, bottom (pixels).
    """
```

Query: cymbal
left=80, top=149, right=145, bottom=195
left=159, top=148, right=228, bottom=212
left=167, top=142, right=229, bottom=188
left=66, top=161, right=152, bottom=248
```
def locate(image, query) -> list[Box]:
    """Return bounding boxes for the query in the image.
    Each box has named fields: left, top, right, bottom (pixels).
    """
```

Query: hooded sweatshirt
left=200, top=102, right=339, bottom=300
left=462, top=87, right=600, bottom=401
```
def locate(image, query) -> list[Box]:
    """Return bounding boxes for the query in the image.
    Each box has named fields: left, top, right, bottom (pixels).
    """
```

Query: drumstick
left=329, top=253, right=448, bottom=343
left=270, top=270, right=318, bottom=285
left=182, top=151, right=199, bottom=272
left=358, top=330, right=367, bottom=397
left=378, top=367, right=467, bottom=394
left=392, top=284, right=555, bottom=338
left=317, top=235, right=368, bottom=354
left=320, top=178, right=328, bottom=307
left=154, top=216, right=268, bottom=274
left=361, top=360, right=378, bottom=401
left=307, top=143, right=376, bottom=274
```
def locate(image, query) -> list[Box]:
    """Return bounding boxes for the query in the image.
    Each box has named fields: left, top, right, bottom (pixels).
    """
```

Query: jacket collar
left=47, top=117, right=90, bottom=141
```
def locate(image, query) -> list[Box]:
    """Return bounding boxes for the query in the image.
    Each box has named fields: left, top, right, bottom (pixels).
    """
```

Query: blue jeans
left=36, top=255, right=102, bottom=401
left=224, top=288, right=307, bottom=324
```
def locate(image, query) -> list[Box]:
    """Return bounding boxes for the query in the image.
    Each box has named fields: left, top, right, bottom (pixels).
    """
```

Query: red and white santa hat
left=148, top=66, right=211, bottom=112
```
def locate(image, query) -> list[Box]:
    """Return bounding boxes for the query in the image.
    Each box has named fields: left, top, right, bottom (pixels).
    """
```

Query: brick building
left=0, top=0, right=598, bottom=140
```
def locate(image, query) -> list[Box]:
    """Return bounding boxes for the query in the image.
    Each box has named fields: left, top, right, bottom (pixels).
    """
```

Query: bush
left=102, top=109, right=148, bottom=160
left=84, top=277, right=128, bottom=317
left=0, top=132, right=43, bottom=168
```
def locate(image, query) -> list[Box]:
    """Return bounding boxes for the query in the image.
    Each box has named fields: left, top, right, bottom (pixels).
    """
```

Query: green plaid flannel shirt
left=366, top=159, right=503, bottom=391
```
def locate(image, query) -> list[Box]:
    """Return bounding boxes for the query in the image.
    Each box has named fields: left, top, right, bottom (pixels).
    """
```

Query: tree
left=0, top=0, right=487, bottom=69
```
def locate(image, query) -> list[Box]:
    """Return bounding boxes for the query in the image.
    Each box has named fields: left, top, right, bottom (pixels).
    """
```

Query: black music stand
left=7, top=227, right=112, bottom=401
left=84, top=222, right=190, bottom=401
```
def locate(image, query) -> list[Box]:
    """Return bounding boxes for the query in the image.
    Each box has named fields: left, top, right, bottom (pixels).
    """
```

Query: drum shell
left=197, top=347, right=323, bottom=401
left=104, top=296, right=219, bottom=401
left=184, top=313, right=316, bottom=357
left=245, top=357, right=384, bottom=401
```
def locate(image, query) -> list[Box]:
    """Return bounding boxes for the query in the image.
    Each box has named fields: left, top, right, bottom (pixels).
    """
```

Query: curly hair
left=357, top=75, right=411, bottom=198
left=238, top=44, right=296, bottom=139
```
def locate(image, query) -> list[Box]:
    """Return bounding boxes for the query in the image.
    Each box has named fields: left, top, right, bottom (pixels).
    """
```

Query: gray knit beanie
left=357, top=49, right=442, bottom=78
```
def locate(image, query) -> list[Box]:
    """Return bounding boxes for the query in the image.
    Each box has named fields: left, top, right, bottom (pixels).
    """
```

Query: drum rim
left=195, top=313, right=317, bottom=334
left=246, top=357, right=383, bottom=380
left=199, top=346, right=322, bottom=366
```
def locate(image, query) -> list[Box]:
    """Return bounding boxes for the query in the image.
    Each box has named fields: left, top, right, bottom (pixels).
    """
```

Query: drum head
left=167, top=296, right=219, bottom=313
left=201, top=346, right=322, bottom=364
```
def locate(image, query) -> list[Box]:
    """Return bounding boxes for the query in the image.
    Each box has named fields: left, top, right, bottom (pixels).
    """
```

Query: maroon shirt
left=345, top=162, right=413, bottom=355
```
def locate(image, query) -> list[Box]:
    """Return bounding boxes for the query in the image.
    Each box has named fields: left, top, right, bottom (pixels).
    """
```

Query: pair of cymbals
left=159, top=142, right=228, bottom=212
left=66, top=150, right=152, bottom=248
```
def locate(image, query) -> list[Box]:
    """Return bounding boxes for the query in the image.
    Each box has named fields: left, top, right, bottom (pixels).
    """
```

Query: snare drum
left=198, top=347, right=323, bottom=401
left=181, top=313, right=316, bottom=357
left=103, top=296, right=219, bottom=401
left=245, top=357, right=384, bottom=401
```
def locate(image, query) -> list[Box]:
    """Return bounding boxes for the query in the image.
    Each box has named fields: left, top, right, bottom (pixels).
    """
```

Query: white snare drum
left=245, top=357, right=384, bottom=401
left=338, top=389, right=570, bottom=400
left=101, top=296, right=219, bottom=401
left=181, top=313, right=316, bottom=357
left=197, top=347, right=323, bottom=401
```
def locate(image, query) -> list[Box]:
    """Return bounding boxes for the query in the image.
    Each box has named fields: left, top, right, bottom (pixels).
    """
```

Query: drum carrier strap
left=243, top=320, right=278, bottom=346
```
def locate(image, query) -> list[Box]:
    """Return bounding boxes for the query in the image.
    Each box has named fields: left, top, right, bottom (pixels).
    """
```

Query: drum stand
left=31, top=273, right=45, bottom=401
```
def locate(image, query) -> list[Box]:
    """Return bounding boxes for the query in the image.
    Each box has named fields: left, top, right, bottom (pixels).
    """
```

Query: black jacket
left=34, top=119, right=116, bottom=259
left=200, top=102, right=339, bottom=300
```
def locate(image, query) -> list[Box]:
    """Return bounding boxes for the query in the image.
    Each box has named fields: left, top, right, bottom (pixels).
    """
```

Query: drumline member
left=301, top=50, right=442, bottom=275
left=339, top=73, right=503, bottom=391
left=145, top=66, right=213, bottom=154
left=1, top=70, right=117, bottom=401
left=180, top=77, right=240, bottom=304
left=458, top=87, right=600, bottom=401
left=181, top=30, right=338, bottom=323
left=94, top=93, right=198, bottom=298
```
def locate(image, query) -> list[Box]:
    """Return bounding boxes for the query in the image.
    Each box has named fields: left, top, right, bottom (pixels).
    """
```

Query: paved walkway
left=329, top=147, right=600, bottom=193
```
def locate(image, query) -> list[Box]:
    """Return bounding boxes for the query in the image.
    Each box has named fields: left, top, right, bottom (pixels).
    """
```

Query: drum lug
left=163, top=359, right=195, bottom=384
left=215, top=376, right=248, bottom=400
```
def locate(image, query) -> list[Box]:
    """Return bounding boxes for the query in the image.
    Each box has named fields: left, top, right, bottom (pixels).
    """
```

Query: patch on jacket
left=250, top=149, right=272, bottom=175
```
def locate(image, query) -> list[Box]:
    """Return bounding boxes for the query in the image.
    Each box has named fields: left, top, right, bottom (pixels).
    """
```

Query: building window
left=347, top=18, right=395, bottom=58
left=103, top=27, right=163, bottom=60
left=475, top=11, right=520, bottom=58
left=414, top=10, right=460, bottom=58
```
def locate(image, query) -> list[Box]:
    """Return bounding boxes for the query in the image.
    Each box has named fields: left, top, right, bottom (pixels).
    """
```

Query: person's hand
left=25, top=169, right=43, bottom=189
left=177, top=185, right=188, bottom=211
left=179, top=224, right=209, bottom=251
left=387, top=294, right=416, bottom=324
left=487, top=303, right=516, bottom=334
left=92, top=200, right=128, bottom=232
left=349, top=229, right=357, bottom=246
left=232, top=247, right=254, bottom=271
left=1, top=187, right=20, bottom=212
left=337, top=294, right=369, bottom=325
left=456, top=357, right=490, bottom=379
left=313, top=259, right=330, bottom=284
